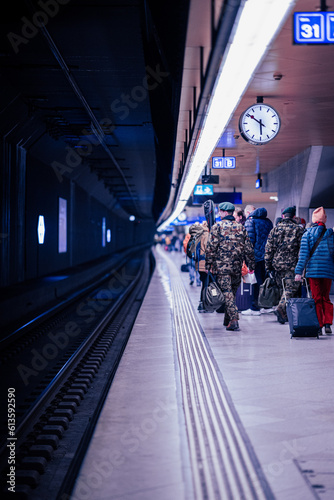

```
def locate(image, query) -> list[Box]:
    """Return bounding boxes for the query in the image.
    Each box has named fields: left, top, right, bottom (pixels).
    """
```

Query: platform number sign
left=294, top=12, right=334, bottom=44
left=212, top=156, right=236, bottom=169
left=330, top=14, right=334, bottom=41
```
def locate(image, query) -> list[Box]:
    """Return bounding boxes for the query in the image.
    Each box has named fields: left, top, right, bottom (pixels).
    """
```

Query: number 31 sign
left=294, top=11, right=334, bottom=44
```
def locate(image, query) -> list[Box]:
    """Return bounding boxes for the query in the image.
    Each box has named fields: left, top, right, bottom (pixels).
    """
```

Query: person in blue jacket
left=242, top=207, right=273, bottom=315
left=295, top=207, right=334, bottom=335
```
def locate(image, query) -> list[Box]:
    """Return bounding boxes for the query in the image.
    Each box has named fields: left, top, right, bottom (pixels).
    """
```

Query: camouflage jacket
left=265, top=218, right=305, bottom=272
left=205, top=216, right=255, bottom=275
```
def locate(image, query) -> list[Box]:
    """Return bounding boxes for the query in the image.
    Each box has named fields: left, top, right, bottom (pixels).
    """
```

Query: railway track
left=0, top=249, right=153, bottom=499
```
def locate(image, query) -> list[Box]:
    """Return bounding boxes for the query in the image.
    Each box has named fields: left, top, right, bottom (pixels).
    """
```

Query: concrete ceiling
left=167, top=0, right=334, bottom=224
left=226, top=0, right=334, bottom=204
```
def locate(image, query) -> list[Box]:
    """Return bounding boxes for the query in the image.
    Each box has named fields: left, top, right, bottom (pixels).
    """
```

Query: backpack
left=186, top=225, right=204, bottom=262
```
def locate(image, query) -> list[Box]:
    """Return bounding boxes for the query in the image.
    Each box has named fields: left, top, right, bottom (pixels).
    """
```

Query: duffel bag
left=202, top=272, right=224, bottom=312
left=258, top=276, right=280, bottom=308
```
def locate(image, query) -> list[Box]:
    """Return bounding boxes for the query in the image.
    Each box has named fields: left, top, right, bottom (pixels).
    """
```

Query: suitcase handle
left=282, top=276, right=310, bottom=301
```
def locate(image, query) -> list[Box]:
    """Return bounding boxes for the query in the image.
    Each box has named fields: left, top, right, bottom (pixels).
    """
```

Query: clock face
left=239, top=104, right=280, bottom=145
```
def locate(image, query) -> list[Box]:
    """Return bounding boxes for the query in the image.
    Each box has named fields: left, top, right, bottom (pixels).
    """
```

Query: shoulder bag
left=258, top=277, right=280, bottom=308
left=202, top=272, right=225, bottom=312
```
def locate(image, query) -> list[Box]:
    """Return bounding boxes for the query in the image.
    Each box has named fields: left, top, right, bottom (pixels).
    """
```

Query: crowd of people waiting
left=160, top=203, right=334, bottom=335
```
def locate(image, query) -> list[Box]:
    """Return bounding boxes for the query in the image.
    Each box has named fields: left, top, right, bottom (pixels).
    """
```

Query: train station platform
left=71, top=245, right=334, bottom=500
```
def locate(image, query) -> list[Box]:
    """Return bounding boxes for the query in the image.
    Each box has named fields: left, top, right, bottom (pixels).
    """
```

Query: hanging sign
left=212, top=156, right=236, bottom=169
left=194, top=184, right=214, bottom=195
left=294, top=11, right=334, bottom=44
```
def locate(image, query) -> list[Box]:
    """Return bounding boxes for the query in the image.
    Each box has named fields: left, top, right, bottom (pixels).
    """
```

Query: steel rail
left=0, top=245, right=149, bottom=350
left=0, top=252, right=148, bottom=463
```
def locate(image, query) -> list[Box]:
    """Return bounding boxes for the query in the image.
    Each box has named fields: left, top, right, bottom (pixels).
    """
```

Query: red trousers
left=309, top=278, right=333, bottom=327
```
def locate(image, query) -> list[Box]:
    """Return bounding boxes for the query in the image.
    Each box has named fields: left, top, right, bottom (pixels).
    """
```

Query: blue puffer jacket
left=244, top=208, right=273, bottom=262
left=295, top=223, right=334, bottom=279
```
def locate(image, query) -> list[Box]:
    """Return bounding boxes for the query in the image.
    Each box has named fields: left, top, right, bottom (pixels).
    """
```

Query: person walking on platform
left=244, top=204, right=256, bottom=221
left=165, top=235, right=171, bottom=251
left=264, top=206, right=305, bottom=324
left=183, top=227, right=201, bottom=286
left=295, top=207, right=334, bottom=335
left=205, top=202, right=255, bottom=331
left=195, top=221, right=211, bottom=312
left=233, top=206, right=246, bottom=225
left=242, top=207, right=273, bottom=315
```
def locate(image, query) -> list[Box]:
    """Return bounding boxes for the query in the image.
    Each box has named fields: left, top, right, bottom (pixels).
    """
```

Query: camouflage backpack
left=186, top=224, right=204, bottom=262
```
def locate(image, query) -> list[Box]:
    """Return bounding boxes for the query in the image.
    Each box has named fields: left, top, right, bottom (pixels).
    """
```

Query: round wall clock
left=239, top=103, right=280, bottom=145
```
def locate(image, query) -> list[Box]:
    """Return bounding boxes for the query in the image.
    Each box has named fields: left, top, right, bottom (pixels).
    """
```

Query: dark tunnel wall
left=1, top=144, right=155, bottom=288
left=25, top=155, right=69, bottom=280
left=26, top=156, right=155, bottom=281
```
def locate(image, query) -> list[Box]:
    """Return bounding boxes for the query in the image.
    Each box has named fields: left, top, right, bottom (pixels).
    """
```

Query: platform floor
left=71, top=246, right=334, bottom=500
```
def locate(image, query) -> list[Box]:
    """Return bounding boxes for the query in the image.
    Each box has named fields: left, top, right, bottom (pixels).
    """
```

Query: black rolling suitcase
left=283, top=278, right=320, bottom=339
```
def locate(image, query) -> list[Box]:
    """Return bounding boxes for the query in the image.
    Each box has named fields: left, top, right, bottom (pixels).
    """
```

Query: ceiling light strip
left=158, top=0, right=297, bottom=231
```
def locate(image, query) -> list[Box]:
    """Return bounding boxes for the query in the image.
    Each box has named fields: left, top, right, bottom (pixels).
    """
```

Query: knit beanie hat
left=282, top=206, right=296, bottom=216
left=312, top=206, right=327, bottom=224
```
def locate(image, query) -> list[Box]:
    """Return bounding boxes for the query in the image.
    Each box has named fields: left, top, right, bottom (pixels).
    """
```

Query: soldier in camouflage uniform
left=264, top=206, right=305, bottom=324
left=205, top=202, right=255, bottom=331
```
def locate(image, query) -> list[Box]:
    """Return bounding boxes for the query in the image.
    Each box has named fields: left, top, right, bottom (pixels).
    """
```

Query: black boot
left=223, top=313, right=230, bottom=326
left=226, top=320, right=239, bottom=331
left=325, top=324, right=332, bottom=335
left=274, top=307, right=287, bottom=324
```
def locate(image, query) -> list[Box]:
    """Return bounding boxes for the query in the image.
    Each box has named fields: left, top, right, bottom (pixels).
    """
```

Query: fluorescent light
left=158, top=0, right=296, bottom=231
left=37, top=215, right=45, bottom=244
left=58, top=198, right=67, bottom=253
left=102, top=217, right=106, bottom=247
left=270, top=196, right=279, bottom=201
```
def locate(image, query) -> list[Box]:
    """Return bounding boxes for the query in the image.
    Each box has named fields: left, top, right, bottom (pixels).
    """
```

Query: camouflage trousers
left=216, top=273, right=241, bottom=321
left=275, top=270, right=301, bottom=313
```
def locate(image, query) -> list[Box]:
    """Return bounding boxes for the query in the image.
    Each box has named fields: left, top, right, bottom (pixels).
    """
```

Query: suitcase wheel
left=291, top=329, right=320, bottom=339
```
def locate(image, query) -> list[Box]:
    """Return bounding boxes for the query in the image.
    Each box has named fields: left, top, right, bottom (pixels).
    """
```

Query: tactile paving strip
left=159, top=246, right=274, bottom=500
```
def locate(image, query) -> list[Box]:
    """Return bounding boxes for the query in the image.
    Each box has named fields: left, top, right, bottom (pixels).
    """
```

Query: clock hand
left=246, top=113, right=266, bottom=128
left=246, top=113, right=260, bottom=124
left=259, top=118, right=263, bottom=136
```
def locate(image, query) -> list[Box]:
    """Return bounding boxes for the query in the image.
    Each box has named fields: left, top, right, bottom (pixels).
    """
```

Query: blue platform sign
left=212, top=156, right=236, bottom=169
left=294, top=12, right=334, bottom=44
left=194, top=184, right=214, bottom=195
